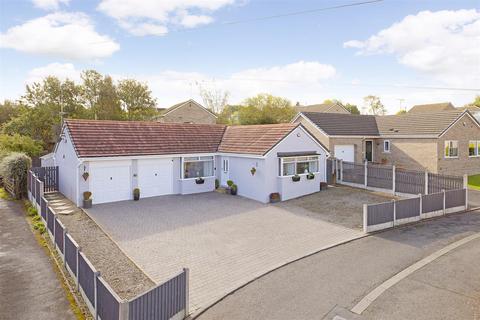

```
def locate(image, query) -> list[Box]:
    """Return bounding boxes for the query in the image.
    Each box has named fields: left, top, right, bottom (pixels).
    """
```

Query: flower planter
left=195, top=178, right=205, bottom=184
left=307, top=173, right=315, bottom=180
left=269, top=193, right=281, bottom=203
left=133, top=188, right=140, bottom=201
left=83, top=199, right=92, bottom=208
left=230, top=184, right=238, bottom=195
left=320, top=182, right=328, bottom=190
left=292, top=175, right=301, bottom=182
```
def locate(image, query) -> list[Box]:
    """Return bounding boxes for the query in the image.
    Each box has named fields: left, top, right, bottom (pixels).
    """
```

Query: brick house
left=293, top=110, right=480, bottom=176
left=156, top=99, right=217, bottom=124
left=295, top=102, right=350, bottom=114
left=408, top=102, right=455, bottom=113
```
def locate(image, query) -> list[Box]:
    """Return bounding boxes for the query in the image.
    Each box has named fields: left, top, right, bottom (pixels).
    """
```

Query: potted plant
left=83, top=191, right=92, bottom=208
left=230, top=184, right=238, bottom=195
left=195, top=177, right=205, bottom=184
left=292, top=174, right=301, bottom=182
left=250, top=167, right=256, bottom=176
left=320, top=182, right=328, bottom=190
left=133, top=188, right=140, bottom=201
left=215, top=179, right=219, bottom=189
left=226, top=179, right=234, bottom=192
left=269, top=192, right=281, bottom=203
left=307, top=172, right=315, bottom=180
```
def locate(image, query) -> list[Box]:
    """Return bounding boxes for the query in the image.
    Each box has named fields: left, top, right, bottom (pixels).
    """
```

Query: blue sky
left=1, top=0, right=479, bottom=113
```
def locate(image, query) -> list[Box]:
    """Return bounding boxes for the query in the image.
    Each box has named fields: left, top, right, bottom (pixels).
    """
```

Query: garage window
left=280, top=156, right=319, bottom=176
left=183, top=156, right=214, bottom=178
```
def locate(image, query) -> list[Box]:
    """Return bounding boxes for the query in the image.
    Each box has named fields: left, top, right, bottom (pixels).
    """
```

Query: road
left=198, top=210, right=480, bottom=320
left=0, top=198, right=75, bottom=320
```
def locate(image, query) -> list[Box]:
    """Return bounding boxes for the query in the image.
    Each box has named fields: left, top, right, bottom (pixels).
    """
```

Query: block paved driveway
left=86, top=192, right=363, bottom=315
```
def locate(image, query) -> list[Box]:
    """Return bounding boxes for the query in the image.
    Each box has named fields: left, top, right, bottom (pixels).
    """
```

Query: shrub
left=0, top=152, right=31, bottom=198
left=27, top=206, right=37, bottom=217
left=0, top=134, right=43, bottom=158
left=227, top=180, right=234, bottom=187
left=215, top=179, right=219, bottom=189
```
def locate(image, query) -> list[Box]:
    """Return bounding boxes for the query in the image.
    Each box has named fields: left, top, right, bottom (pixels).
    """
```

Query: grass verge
left=468, top=175, right=480, bottom=191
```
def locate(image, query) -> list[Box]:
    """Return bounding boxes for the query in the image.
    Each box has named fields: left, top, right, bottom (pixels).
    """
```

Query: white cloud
left=32, top=0, right=69, bottom=11
left=344, top=9, right=480, bottom=88
left=26, top=63, right=81, bottom=84
left=97, top=0, right=234, bottom=36
left=0, top=12, right=119, bottom=60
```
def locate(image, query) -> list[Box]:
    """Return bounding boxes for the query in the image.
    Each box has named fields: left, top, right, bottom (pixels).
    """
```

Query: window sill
left=278, top=172, right=320, bottom=178
left=468, top=155, right=480, bottom=158
left=180, top=176, right=215, bottom=181
left=444, top=156, right=459, bottom=159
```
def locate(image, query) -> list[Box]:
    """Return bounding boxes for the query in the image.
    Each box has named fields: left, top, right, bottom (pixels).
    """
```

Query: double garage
left=89, top=159, right=174, bottom=204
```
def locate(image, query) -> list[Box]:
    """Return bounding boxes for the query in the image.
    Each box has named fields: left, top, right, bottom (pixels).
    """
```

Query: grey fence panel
left=31, top=166, right=59, bottom=192
left=395, top=198, right=420, bottom=220
left=40, top=196, right=47, bottom=221
left=35, top=179, right=41, bottom=204
left=367, top=201, right=394, bottom=226
left=31, top=173, right=36, bottom=199
left=65, top=234, right=77, bottom=275
left=78, top=253, right=96, bottom=306
left=47, top=207, right=55, bottom=234
left=97, top=277, right=120, bottom=320
left=367, top=164, right=393, bottom=189
left=422, top=192, right=444, bottom=213
left=326, top=159, right=333, bottom=185
left=54, top=218, right=64, bottom=254
left=342, top=161, right=365, bottom=185
left=445, top=189, right=466, bottom=209
left=129, top=270, right=187, bottom=320
left=395, top=169, right=425, bottom=195
left=428, top=173, right=463, bottom=194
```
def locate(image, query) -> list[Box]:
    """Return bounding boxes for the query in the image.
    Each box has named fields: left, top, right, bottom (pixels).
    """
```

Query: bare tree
left=197, top=82, right=229, bottom=114
left=363, top=95, right=387, bottom=115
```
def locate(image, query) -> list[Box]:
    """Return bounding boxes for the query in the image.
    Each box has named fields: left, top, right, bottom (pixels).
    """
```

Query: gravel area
left=44, top=193, right=154, bottom=300
left=278, top=185, right=399, bottom=230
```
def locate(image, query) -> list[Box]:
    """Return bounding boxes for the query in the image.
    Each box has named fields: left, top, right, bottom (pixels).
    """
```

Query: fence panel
left=342, top=161, right=365, bottom=185
left=395, top=197, right=420, bottom=220
left=47, top=207, right=55, bottom=235
left=54, top=218, right=65, bottom=254
left=40, top=196, right=47, bottom=221
left=395, top=169, right=425, bottom=195
left=367, top=164, right=393, bottom=189
left=428, top=173, right=463, bottom=194
left=97, top=276, right=121, bottom=320
left=326, top=159, right=333, bottom=185
left=422, top=192, right=444, bottom=213
left=78, top=253, right=96, bottom=307
left=445, top=189, right=466, bottom=209
left=129, top=270, right=187, bottom=320
left=367, top=201, right=394, bottom=226
left=65, top=234, right=78, bottom=275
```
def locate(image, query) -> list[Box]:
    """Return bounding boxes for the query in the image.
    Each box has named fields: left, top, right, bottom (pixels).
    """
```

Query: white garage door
left=137, top=159, right=173, bottom=198
left=334, top=145, right=355, bottom=162
left=90, top=162, right=132, bottom=204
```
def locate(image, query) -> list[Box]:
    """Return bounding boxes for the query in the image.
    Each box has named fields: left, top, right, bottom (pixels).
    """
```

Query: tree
left=345, top=103, right=360, bottom=114
left=465, top=95, right=480, bottom=108
left=198, top=84, right=229, bottom=114
left=0, top=152, right=31, bottom=198
left=396, top=109, right=407, bottom=115
left=0, top=100, right=23, bottom=127
left=0, top=134, right=43, bottom=158
left=363, top=95, right=386, bottom=115
left=117, top=79, right=157, bottom=120
left=217, top=105, right=241, bottom=125
left=239, top=94, right=296, bottom=124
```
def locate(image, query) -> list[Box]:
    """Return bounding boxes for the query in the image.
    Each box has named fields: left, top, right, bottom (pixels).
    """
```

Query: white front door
left=220, top=158, right=229, bottom=186
left=334, top=145, right=355, bottom=162
left=137, top=159, right=173, bottom=198
left=90, top=162, right=132, bottom=204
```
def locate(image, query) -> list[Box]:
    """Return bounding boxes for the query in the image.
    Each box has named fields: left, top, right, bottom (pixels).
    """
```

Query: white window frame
left=444, top=140, right=459, bottom=158
left=181, top=156, right=215, bottom=179
left=469, top=140, right=480, bottom=157
left=383, top=140, right=391, bottom=153
left=279, top=156, right=319, bottom=177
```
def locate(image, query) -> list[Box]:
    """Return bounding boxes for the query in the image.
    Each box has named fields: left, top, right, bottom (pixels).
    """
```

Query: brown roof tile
left=408, top=102, right=455, bottom=113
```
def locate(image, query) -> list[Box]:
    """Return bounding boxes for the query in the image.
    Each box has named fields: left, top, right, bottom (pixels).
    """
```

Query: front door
left=365, top=140, right=373, bottom=162
left=220, top=158, right=229, bottom=186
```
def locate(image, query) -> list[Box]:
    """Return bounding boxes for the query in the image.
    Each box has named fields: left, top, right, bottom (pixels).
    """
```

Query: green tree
left=0, top=134, right=43, bottom=158
left=396, top=109, right=407, bottom=115
left=117, top=79, right=157, bottom=120
left=0, top=100, right=23, bottom=127
left=363, top=95, right=386, bottom=115
left=239, top=94, right=296, bottom=124
left=217, top=105, right=241, bottom=124
left=345, top=103, right=360, bottom=114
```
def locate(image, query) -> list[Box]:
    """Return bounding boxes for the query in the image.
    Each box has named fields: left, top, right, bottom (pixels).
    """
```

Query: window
left=469, top=141, right=480, bottom=157
left=383, top=140, right=391, bottom=153
left=183, top=156, right=214, bottom=178
left=444, top=141, right=458, bottom=158
left=280, top=156, right=319, bottom=176
left=222, top=159, right=229, bottom=172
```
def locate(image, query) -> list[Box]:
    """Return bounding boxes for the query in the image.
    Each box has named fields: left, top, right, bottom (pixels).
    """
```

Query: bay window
left=469, top=141, right=480, bottom=157
left=280, top=156, right=319, bottom=176
left=444, top=140, right=458, bottom=158
left=182, top=156, right=214, bottom=178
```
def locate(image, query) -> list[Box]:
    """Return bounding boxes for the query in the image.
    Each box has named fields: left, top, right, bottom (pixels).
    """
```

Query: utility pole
left=397, top=98, right=405, bottom=112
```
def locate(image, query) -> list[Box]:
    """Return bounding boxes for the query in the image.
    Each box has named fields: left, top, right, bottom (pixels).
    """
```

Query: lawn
left=468, top=175, right=480, bottom=191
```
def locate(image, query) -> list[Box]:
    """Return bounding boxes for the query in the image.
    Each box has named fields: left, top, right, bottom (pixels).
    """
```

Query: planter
left=292, top=175, right=301, bottom=182
left=195, top=178, right=205, bottom=184
left=320, top=182, right=328, bottom=190
left=307, top=173, right=315, bottom=180
left=230, top=184, right=238, bottom=195
left=83, top=199, right=92, bottom=208
left=133, top=188, right=140, bottom=201
left=269, top=193, right=281, bottom=203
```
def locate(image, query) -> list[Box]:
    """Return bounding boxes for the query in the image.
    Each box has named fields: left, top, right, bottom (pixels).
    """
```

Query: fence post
left=442, top=189, right=446, bottom=215
left=392, top=165, right=396, bottom=195
left=418, top=193, right=422, bottom=218
left=363, top=204, right=368, bottom=233
left=339, top=160, right=343, bottom=182
left=184, top=267, right=190, bottom=317
left=463, top=174, right=468, bottom=210
left=94, top=271, right=100, bottom=320
left=392, top=199, right=396, bottom=227
left=63, top=228, right=67, bottom=267
left=425, top=171, right=429, bottom=195
left=364, top=161, right=368, bottom=188
left=76, top=246, right=81, bottom=290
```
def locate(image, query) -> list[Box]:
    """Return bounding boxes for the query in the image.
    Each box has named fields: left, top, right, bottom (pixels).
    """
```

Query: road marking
left=351, top=232, right=480, bottom=315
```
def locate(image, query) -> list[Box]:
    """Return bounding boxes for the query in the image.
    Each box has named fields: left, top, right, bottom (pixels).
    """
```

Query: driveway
left=86, top=192, right=363, bottom=314
left=468, top=189, right=480, bottom=209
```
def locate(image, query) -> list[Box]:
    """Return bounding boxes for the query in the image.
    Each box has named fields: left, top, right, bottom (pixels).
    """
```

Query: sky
left=0, top=0, right=479, bottom=114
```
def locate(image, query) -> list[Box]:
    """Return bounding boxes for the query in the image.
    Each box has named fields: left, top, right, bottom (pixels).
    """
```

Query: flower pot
left=292, top=175, right=301, bottom=182
left=83, top=198, right=92, bottom=208
left=307, top=173, right=315, bottom=180
left=269, top=193, right=281, bottom=203
left=196, top=178, right=205, bottom=184
left=133, top=188, right=140, bottom=201
left=230, top=185, right=238, bottom=195
left=320, top=182, right=328, bottom=190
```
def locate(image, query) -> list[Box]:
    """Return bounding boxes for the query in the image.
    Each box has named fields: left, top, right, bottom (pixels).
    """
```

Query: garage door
left=137, top=159, right=173, bottom=198
left=90, top=162, right=132, bottom=204
left=334, top=145, right=355, bottom=162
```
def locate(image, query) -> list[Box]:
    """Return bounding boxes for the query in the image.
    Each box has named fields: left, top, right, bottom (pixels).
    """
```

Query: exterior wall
left=437, top=114, right=480, bottom=176
left=329, top=137, right=366, bottom=163
left=373, top=138, right=438, bottom=172
left=294, top=117, right=330, bottom=149
left=277, top=174, right=322, bottom=201
left=221, top=156, right=267, bottom=202
left=40, top=153, right=55, bottom=167
left=54, top=129, right=79, bottom=205
left=179, top=176, right=216, bottom=194
left=326, top=104, right=350, bottom=114
left=159, top=101, right=217, bottom=124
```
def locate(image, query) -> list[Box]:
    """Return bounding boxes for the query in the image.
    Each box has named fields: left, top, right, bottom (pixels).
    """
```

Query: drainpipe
left=75, top=160, right=83, bottom=207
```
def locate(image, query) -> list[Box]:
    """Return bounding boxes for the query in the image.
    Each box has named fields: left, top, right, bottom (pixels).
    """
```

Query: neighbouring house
left=293, top=110, right=480, bottom=176
left=156, top=99, right=217, bottom=124
left=408, top=102, right=455, bottom=113
left=295, top=102, right=350, bottom=114
left=40, top=153, right=55, bottom=167
left=458, top=105, right=480, bottom=121
left=52, top=119, right=328, bottom=206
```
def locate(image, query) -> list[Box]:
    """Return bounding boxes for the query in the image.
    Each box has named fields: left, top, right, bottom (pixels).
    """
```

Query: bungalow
left=156, top=99, right=217, bottom=124
left=293, top=110, right=480, bottom=176
left=53, top=119, right=328, bottom=206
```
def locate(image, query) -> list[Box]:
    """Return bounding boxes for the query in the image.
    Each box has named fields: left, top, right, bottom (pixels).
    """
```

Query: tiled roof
left=159, top=99, right=217, bottom=118
left=218, top=123, right=298, bottom=155
left=408, top=102, right=455, bottom=113
left=302, top=112, right=379, bottom=136
left=295, top=102, right=349, bottom=113
left=65, top=120, right=226, bottom=158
